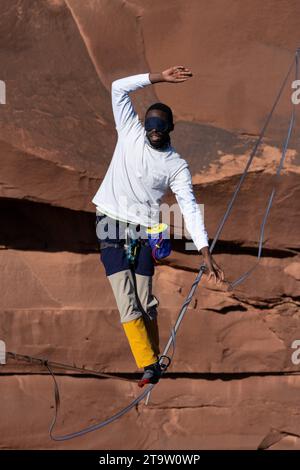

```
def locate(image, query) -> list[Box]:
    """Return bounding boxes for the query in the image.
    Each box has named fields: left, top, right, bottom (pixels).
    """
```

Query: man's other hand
left=200, top=246, right=225, bottom=284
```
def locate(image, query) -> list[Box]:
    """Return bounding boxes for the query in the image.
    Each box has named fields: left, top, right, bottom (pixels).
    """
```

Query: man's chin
left=150, top=140, right=163, bottom=148
left=148, top=136, right=166, bottom=149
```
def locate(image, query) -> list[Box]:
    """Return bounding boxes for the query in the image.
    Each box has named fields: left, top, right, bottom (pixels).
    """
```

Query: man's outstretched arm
left=111, top=66, right=193, bottom=133
left=169, top=167, right=209, bottom=251
left=169, top=167, right=225, bottom=284
left=111, top=73, right=152, bottom=133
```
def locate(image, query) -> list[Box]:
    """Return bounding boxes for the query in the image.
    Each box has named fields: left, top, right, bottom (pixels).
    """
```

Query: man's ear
left=168, top=122, right=174, bottom=132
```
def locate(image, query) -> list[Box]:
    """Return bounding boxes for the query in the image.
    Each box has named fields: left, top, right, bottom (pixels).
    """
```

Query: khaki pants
left=107, top=269, right=159, bottom=324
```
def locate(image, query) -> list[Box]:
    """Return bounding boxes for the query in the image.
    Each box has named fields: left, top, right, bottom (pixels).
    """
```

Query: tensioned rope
left=5, top=48, right=299, bottom=441
left=226, top=49, right=299, bottom=290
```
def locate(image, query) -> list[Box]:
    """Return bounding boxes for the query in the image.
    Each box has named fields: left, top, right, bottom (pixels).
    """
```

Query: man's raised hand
left=162, top=66, right=193, bottom=83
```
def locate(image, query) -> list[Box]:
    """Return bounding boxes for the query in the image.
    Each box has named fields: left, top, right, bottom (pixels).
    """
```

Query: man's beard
left=147, top=132, right=170, bottom=149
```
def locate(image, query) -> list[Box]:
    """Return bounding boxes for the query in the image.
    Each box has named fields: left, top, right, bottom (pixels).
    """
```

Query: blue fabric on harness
left=147, top=232, right=172, bottom=261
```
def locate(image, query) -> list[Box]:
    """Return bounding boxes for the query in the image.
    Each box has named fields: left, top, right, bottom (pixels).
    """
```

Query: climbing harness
left=96, top=213, right=172, bottom=264
left=124, top=223, right=172, bottom=264
left=3, top=48, right=299, bottom=440
left=124, top=226, right=142, bottom=265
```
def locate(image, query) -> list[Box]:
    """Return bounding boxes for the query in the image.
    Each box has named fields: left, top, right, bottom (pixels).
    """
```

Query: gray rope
left=6, top=351, right=136, bottom=383
left=145, top=326, right=176, bottom=405
left=227, top=48, right=299, bottom=290
left=209, top=52, right=296, bottom=257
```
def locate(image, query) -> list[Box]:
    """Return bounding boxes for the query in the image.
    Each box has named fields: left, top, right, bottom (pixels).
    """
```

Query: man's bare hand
left=200, top=247, right=225, bottom=284
left=149, top=66, right=192, bottom=84
left=162, top=66, right=193, bottom=83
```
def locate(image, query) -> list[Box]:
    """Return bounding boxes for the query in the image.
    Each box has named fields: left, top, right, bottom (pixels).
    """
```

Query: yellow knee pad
left=122, top=316, right=158, bottom=369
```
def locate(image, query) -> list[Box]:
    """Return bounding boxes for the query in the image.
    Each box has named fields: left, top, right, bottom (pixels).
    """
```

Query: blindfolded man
left=92, top=66, right=225, bottom=387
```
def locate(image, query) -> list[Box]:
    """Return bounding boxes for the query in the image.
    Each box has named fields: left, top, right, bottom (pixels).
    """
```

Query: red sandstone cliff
left=0, top=0, right=299, bottom=450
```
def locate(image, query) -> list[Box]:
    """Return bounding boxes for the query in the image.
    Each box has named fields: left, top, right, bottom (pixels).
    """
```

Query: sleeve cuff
left=193, top=234, right=209, bottom=251
left=146, top=72, right=152, bottom=85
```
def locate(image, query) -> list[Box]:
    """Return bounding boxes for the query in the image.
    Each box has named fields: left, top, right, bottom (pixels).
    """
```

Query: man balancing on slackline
left=92, top=65, right=225, bottom=387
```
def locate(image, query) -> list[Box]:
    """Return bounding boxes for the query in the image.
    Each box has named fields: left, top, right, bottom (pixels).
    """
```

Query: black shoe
left=138, top=360, right=162, bottom=388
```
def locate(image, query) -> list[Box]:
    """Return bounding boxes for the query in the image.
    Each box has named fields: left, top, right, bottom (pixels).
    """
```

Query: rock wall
left=0, top=0, right=299, bottom=450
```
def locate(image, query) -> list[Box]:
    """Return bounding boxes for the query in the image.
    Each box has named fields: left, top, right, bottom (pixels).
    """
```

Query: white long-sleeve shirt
left=92, top=73, right=209, bottom=251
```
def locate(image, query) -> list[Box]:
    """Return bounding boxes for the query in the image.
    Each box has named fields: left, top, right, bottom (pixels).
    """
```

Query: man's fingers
left=211, top=259, right=225, bottom=282
left=218, top=268, right=225, bottom=282
left=173, top=65, right=189, bottom=71
left=208, top=270, right=217, bottom=283
left=174, top=74, right=192, bottom=80
left=202, top=256, right=225, bottom=284
left=216, top=270, right=224, bottom=283
left=208, top=268, right=223, bottom=284
left=174, top=73, right=192, bottom=81
left=168, top=67, right=193, bottom=83
left=175, top=70, right=192, bottom=76
left=173, top=66, right=192, bottom=75
left=215, top=266, right=224, bottom=280
left=170, top=66, right=192, bottom=76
